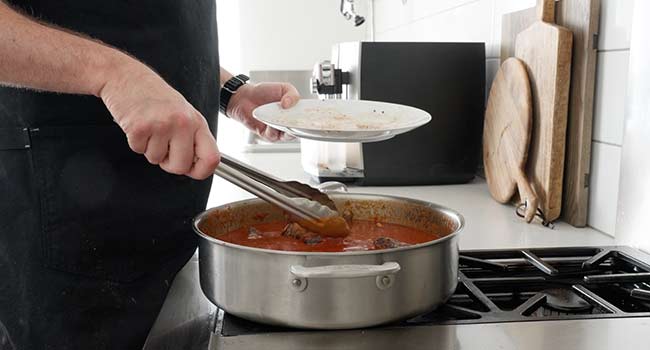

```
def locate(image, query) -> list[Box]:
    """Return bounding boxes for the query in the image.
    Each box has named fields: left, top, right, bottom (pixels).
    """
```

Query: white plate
left=252, top=99, right=432, bottom=142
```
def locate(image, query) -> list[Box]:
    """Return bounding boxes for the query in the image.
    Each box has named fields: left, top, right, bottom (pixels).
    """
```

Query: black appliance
left=304, top=41, right=486, bottom=185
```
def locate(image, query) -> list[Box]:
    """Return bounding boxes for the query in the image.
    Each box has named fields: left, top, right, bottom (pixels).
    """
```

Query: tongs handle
left=220, top=154, right=282, bottom=186
left=214, top=161, right=320, bottom=221
left=220, top=154, right=314, bottom=199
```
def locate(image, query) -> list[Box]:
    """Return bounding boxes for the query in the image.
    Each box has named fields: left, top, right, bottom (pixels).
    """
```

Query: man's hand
left=226, top=82, right=300, bottom=141
left=100, top=63, right=220, bottom=180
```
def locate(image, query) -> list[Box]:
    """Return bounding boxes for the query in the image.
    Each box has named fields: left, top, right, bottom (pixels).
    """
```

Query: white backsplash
left=371, top=0, right=635, bottom=236
left=593, top=50, right=629, bottom=146
left=616, top=0, right=650, bottom=252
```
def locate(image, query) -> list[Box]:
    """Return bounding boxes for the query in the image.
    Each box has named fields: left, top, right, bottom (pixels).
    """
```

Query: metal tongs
left=214, top=154, right=342, bottom=224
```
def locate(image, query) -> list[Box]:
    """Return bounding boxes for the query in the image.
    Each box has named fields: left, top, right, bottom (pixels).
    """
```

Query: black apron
left=0, top=1, right=220, bottom=349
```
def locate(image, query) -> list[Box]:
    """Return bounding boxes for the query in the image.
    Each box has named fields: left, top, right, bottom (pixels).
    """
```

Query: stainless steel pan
left=193, top=193, right=463, bottom=329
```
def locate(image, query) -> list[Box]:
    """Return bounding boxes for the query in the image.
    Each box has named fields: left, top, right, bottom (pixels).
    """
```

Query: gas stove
left=144, top=246, right=650, bottom=350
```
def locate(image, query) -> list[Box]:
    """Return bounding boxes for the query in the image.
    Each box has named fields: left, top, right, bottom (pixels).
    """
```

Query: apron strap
left=0, top=127, right=31, bottom=150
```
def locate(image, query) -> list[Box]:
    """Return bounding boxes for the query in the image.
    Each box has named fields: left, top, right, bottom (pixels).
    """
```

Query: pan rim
left=192, top=193, right=464, bottom=257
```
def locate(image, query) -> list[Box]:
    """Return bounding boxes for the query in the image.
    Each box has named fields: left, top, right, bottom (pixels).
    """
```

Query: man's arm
left=0, top=3, right=129, bottom=96
left=219, top=68, right=234, bottom=87
left=0, top=3, right=220, bottom=179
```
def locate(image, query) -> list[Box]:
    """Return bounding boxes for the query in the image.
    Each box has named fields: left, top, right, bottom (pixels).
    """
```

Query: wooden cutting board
left=514, top=0, right=573, bottom=222
left=484, top=58, right=538, bottom=222
left=501, top=0, right=600, bottom=226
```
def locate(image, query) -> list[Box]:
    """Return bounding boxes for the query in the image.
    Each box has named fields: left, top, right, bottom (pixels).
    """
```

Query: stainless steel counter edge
left=211, top=317, right=650, bottom=350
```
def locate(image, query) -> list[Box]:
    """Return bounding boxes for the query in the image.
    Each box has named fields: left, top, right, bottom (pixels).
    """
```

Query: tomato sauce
left=294, top=215, right=350, bottom=238
left=214, top=220, right=445, bottom=252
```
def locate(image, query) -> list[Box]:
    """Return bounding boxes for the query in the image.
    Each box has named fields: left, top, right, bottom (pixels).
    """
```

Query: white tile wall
left=492, top=0, right=536, bottom=58
left=598, top=0, right=635, bottom=51
left=237, top=0, right=368, bottom=71
left=372, top=0, right=635, bottom=236
left=375, top=23, right=415, bottom=42
left=593, top=50, right=629, bottom=146
left=588, top=0, right=634, bottom=236
left=374, top=0, right=480, bottom=35
left=492, top=0, right=537, bottom=18
left=588, top=142, right=622, bottom=235
left=373, top=0, right=414, bottom=33
left=377, top=0, right=494, bottom=57
left=615, top=0, right=650, bottom=252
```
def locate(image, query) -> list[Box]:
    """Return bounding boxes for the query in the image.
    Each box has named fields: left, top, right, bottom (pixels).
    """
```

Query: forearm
left=0, top=2, right=149, bottom=97
left=219, top=67, right=234, bottom=87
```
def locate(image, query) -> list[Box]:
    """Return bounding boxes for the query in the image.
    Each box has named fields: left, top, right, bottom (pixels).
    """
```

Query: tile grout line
left=591, top=140, right=623, bottom=148
left=586, top=225, right=616, bottom=238
left=597, top=48, right=631, bottom=53
left=374, top=0, right=483, bottom=36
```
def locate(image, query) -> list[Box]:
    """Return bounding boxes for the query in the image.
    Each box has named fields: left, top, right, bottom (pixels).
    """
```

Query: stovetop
left=218, top=246, right=650, bottom=338
left=141, top=246, right=650, bottom=350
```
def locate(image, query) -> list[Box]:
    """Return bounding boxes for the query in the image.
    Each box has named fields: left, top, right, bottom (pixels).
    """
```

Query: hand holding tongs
left=214, top=154, right=343, bottom=225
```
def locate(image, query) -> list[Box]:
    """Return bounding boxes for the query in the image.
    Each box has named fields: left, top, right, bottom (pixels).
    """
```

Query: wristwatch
left=220, top=74, right=250, bottom=115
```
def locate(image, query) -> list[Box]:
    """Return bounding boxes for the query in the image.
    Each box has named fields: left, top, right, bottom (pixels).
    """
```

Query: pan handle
left=290, top=262, right=400, bottom=279
left=316, top=181, right=348, bottom=194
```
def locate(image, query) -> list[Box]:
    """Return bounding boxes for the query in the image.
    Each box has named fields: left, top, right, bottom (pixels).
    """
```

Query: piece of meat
left=373, top=237, right=409, bottom=250
left=282, top=223, right=310, bottom=240
left=282, top=223, right=323, bottom=245
left=303, top=236, right=323, bottom=245
left=342, top=209, right=354, bottom=223
left=247, top=227, right=263, bottom=240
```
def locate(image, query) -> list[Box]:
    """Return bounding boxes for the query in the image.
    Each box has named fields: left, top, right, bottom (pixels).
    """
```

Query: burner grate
left=442, top=247, right=650, bottom=323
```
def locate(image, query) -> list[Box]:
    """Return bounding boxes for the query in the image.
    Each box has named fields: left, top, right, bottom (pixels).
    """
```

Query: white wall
left=217, top=0, right=243, bottom=73
left=372, top=0, right=633, bottom=236
left=615, top=0, right=650, bottom=252
left=236, top=0, right=369, bottom=73
left=587, top=0, right=634, bottom=236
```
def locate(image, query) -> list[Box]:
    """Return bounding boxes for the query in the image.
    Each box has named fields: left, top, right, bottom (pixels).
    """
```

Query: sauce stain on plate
left=274, top=107, right=399, bottom=131
left=252, top=99, right=432, bottom=142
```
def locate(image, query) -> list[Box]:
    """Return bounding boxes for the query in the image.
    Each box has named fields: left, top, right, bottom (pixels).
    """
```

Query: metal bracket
left=290, top=278, right=308, bottom=292
left=375, top=275, right=395, bottom=290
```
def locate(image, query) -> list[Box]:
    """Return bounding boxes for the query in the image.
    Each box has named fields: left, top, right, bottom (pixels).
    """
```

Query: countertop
left=206, top=151, right=614, bottom=250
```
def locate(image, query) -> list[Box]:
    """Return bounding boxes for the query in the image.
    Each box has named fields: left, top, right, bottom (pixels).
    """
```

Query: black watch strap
left=220, top=74, right=250, bottom=115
